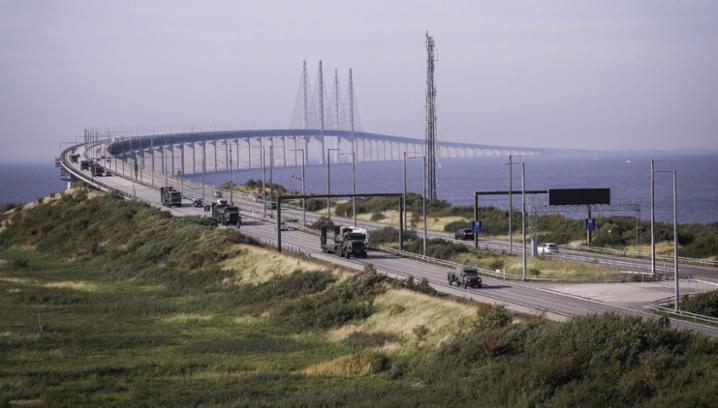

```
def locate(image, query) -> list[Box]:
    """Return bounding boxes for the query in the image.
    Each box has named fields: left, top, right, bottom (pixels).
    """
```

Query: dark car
left=454, top=228, right=474, bottom=240
left=192, top=198, right=204, bottom=208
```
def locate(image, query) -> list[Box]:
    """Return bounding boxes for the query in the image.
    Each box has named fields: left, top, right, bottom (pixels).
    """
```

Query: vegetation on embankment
left=680, top=291, right=718, bottom=318
left=368, top=227, right=635, bottom=282
left=333, top=194, right=718, bottom=259
left=1, top=189, right=718, bottom=406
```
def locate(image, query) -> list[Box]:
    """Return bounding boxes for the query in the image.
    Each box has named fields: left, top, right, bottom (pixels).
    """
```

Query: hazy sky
left=1, top=0, right=717, bottom=161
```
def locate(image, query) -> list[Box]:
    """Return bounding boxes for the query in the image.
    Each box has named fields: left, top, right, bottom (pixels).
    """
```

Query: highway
left=61, top=143, right=718, bottom=338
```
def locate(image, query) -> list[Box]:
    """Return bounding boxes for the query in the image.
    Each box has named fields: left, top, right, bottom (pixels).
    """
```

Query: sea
left=2, top=151, right=717, bottom=224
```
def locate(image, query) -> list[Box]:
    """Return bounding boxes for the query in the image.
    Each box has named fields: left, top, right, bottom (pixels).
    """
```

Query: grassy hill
left=1, top=189, right=717, bottom=406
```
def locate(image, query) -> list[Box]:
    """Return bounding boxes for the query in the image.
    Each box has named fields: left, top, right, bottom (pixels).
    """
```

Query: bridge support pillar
left=180, top=143, right=185, bottom=176
left=202, top=141, right=207, bottom=176
left=247, top=138, right=252, bottom=169
left=282, top=136, right=287, bottom=167
left=213, top=141, right=218, bottom=172
left=235, top=138, right=240, bottom=170
left=170, top=144, right=175, bottom=177
left=159, top=146, right=164, bottom=174
left=191, top=142, right=196, bottom=174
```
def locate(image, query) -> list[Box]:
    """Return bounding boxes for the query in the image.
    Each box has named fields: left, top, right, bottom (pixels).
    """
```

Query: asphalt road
left=62, top=144, right=718, bottom=338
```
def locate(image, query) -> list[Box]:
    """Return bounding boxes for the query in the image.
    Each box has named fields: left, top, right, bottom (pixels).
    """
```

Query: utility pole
left=673, top=170, right=679, bottom=311
left=650, top=159, right=656, bottom=277
left=422, top=156, right=427, bottom=256
left=269, top=145, right=274, bottom=215
left=229, top=142, right=234, bottom=203
left=341, top=152, right=357, bottom=226
left=425, top=31, right=438, bottom=200
left=261, top=146, right=266, bottom=217
left=508, top=155, right=513, bottom=253
left=521, top=161, right=527, bottom=281
left=403, top=151, right=408, bottom=229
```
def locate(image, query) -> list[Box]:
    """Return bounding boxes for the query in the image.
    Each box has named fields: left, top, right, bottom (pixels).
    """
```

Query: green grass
left=2, top=189, right=718, bottom=406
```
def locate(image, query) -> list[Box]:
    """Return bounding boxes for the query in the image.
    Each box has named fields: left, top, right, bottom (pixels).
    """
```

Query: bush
left=310, top=216, right=334, bottom=231
left=681, top=291, right=718, bottom=318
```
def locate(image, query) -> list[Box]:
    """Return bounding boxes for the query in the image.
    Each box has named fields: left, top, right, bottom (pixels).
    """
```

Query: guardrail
left=652, top=298, right=718, bottom=326
left=577, top=245, right=718, bottom=268
left=378, top=246, right=658, bottom=283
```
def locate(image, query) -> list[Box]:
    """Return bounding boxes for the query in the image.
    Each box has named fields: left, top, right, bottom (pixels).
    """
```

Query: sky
left=1, top=0, right=717, bottom=162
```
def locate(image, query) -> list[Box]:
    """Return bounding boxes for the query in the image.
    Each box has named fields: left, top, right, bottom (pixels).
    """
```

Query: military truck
left=160, top=186, right=182, bottom=207
left=90, top=164, right=104, bottom=177
left=211, top=199, right=241, bottom=227
left=321, top=225, right=368, bottom=259
left=80, top=159, right=92, bottom=170
left=448, top=265, right=482, bottom=288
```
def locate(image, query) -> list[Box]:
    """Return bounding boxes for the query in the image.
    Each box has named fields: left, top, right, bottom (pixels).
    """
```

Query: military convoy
left=160, top=187, right=182, bottom=207
left=320, top=225, right=368, bottom=259
left=447, top=266, right=482, bottom=288
left=211, top=199, right=241, bottom=227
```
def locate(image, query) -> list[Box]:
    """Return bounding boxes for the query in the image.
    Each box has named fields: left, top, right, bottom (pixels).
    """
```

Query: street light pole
left=291, top=148, right=306, bottom=226
left=650, top=159, right=656, bottom=277
left=229, top=142, right=234, bottom=203
left=408, top=154, right=427, bottom=256
left=261, top=146, right=266, bottom=217
left=521, top=161, right=527, bottom=281
left=340, top=152, right=357, bottom=226
left=508, top=155, right=513, bottom=253
left=422, top=156, right=427, bottom=257
left=269, top=145, right=274, bottom=215
left=403, top=151, right=407, bottom=229
left=672, top=170, right=679, bottom=311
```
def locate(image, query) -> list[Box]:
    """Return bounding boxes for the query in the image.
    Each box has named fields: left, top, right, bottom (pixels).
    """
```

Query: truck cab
left=160, top=187, right=182, bottom=207
left=321, top=226, right=368, bottom=259
left=211, top=201, right=241, bottom=227
left=448, top=265, right=482, bottom=288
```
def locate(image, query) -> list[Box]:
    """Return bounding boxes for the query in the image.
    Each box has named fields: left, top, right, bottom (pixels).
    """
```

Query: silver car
left=537, top=243, right=559, bottom=255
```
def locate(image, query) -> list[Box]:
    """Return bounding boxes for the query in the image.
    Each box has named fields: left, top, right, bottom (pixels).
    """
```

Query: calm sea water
left=0, top=162, right=66, bottom=209
left=1, top=152, right=716, bottom=224
left=191, top=151, right=718, bottom=224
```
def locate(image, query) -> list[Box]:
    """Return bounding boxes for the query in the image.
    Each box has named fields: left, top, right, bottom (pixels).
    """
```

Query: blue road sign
left=586, top=218, right=597, bottom=231
left=472, top=220, right=483, bottom=235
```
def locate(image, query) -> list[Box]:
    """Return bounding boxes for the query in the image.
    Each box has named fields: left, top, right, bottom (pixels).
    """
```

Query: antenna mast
left=425, top=31, right=438, bottom=200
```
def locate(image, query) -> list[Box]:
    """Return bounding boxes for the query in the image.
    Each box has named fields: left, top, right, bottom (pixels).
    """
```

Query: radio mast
left=425, top=31, right=438, bottom=200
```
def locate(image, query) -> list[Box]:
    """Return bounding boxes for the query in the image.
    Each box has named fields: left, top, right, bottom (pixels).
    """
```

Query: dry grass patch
left=162, top=313, right=214, bottom=323
left=0, top=276, right=99, bottom=292
left=303, top=351, right=388, bottom=376
left=43, top=280, right=99, bottom=292
left=220, top=244, right=326, bottom=285
left=330, top=289, right=476, bottom=352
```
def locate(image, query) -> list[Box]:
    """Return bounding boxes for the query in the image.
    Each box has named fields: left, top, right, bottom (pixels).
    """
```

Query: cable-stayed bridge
left=82, top=61, right=558, bottom=179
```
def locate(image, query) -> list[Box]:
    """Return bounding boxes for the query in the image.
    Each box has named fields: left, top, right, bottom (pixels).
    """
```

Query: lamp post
left=403, top=151, right=408, bottom=229
left=229, top=141, right=234, bottom=203
left=408, top=155, right=426, bottom=256
left=521, top=161, right=527, bottom=281
left=655, top=167, right=679, bottom=311
left=291, top=148, right=306, bottom=226
left=327, top=148, right=341, bottom=218
left=340, top=152, right=357, bottom=226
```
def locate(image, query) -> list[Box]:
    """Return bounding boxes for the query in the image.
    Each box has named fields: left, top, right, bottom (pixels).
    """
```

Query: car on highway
left=454, top=228, right=474, bottom=240
left=213, top=191, right=223, bottom=198
left=537, top=243, right=559, bottom=255
left=274, top=222, right=289, bottom=231
left=192, top=198, right=204, bottom=208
